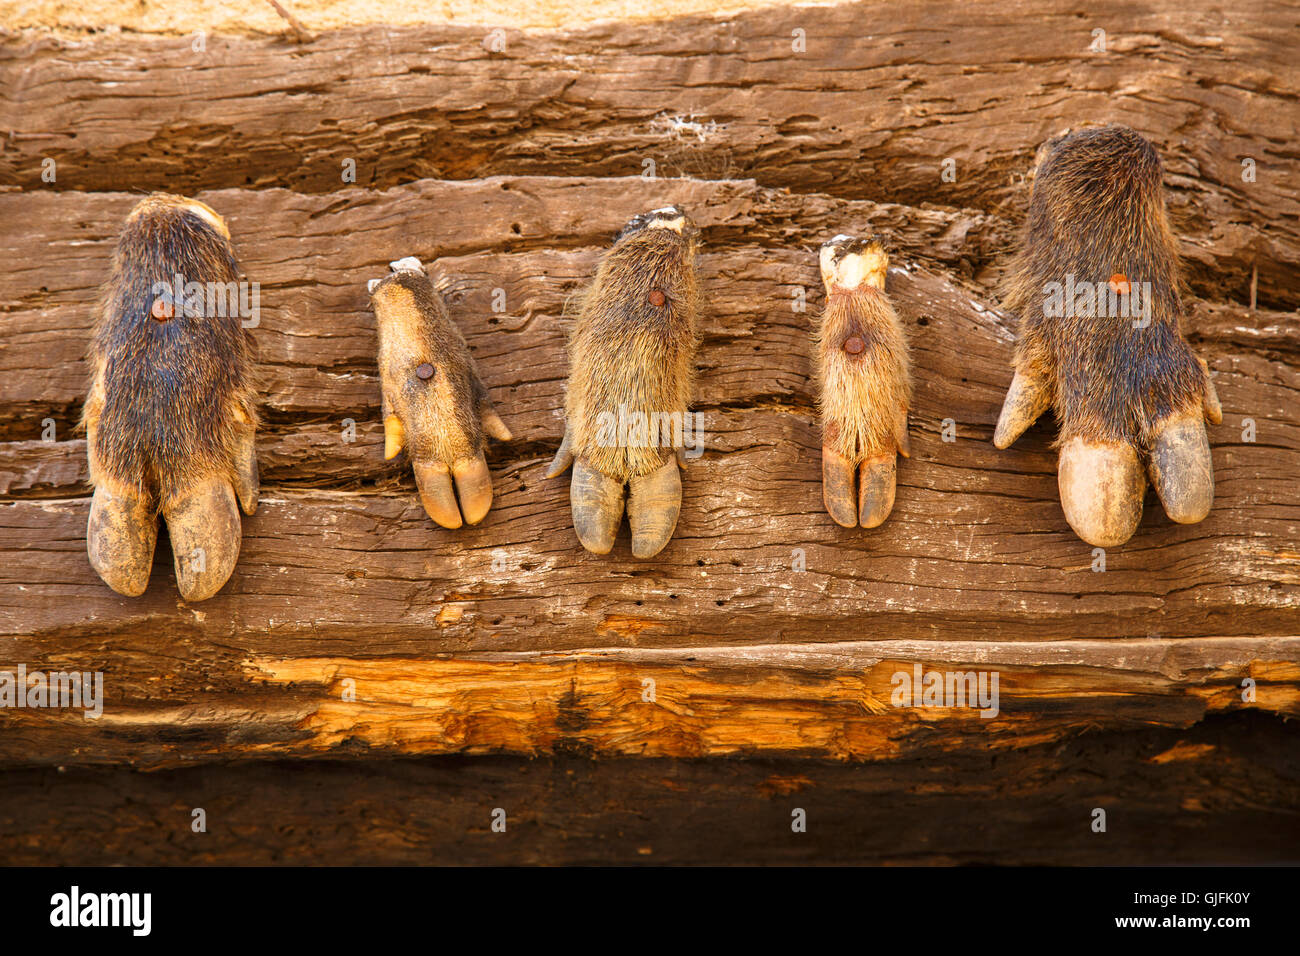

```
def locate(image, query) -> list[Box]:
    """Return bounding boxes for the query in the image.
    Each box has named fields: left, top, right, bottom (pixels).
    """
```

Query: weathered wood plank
left=0, top=180, right=1292, bottom=453
left=0, top=637, right=1295, bottom=768
left=0, top=183, right=1294, bottom=660
left=5, top=420, right=1299, bottom=640
left=1, top=174, right=1296, bottom=768
left=0, top=177, right=1018, bottom=432
left=2, top=1, right=1295, bottom=305
left=1, top=712, right=1294, bottom=864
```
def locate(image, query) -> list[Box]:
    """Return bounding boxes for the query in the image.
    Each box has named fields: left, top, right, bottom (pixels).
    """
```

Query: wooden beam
left=3, top=2, right=1295, bottom=305
left=0, top=712, right=1295, bottom=864
left=2, top=177, right=1297, bottom=768
left=0, top=178, right=1017, bottom=431
left=1, top=625, right=1297, bottom=767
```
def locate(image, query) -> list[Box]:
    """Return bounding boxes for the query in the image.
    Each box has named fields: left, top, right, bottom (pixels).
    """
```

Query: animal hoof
left=87, top=484, right=158, bottom=598
left=571, top=460, right=625, bottom=555
left=857, top=455, right=898, bottom=529
left=163, top=477, right=242, bottom=602
left=994, top=366, right=1052, bottom=449
left=628, top=459, right=682, bottom=558
left=84, top=193, right=257, bottom=600
left=452, top=454, right=494, bottom=526
left=994, top=127, right=1220, bottom=545
left=1149, top=411, right=1214, bottom=524
left=413, top=461, right=464, bottom=529
left=1057, top=438, right=1146, bottom=548
left=370, top=261, right=511, bottom=531
left=822, top=447, right=858, bottom=528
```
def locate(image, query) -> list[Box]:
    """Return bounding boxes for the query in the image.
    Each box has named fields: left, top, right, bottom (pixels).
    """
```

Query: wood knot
left=415, top=363, right=435, bottom=381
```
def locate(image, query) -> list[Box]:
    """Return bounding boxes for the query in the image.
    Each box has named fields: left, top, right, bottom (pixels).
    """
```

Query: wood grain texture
left=1, top=9, right=1297, bottom=776
left=0, top=177, right=1019, bottom=432
left=7, top=638, right=1294, bottom=769
left=1, top=712, right=1294, bottom=864
left=1, top=173, right=1298, bottom=767
left=1, top=1, right=1296, bottom=307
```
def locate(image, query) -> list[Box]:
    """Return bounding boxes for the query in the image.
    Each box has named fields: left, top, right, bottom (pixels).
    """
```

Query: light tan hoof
left=87, top=483, right=158, bottom=598
left=1057, top=438, right=1146, bottom=547
left=163, top=477, right=242, bottom=602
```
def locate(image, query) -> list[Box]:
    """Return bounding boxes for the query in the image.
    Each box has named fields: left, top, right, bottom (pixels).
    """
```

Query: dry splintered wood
left=1, top=176, right=1298, bottom=767
left=1, top=2, right=1295, bottom=307
left=1, top=639, right=1296, bottom=769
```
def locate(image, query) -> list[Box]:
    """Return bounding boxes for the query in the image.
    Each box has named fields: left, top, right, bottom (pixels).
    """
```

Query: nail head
left=416, top=363, right=435, bottom=380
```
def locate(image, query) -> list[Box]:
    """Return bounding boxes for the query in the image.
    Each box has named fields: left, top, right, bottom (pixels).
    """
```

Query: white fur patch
left=819, top=239, right=886, bottom=291
left=181, top=200, right=229, bottom=238
left=390, top=256, right=424, bottom=273
left=647, top=215, right=686, bottom=234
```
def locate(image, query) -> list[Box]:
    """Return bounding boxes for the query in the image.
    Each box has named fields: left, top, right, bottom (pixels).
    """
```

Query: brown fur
left=1003, top=125, right=1210, bottom=450
left=82, top=193, right=257, bottom=512
left=565, top=209, right=701, bottom=480
left=815, top=285, right=910, bottom=462
left=370, top=269, right=490, bottom=465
